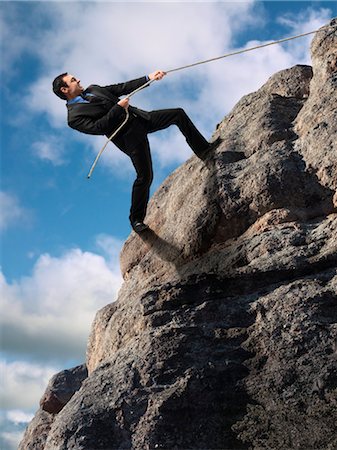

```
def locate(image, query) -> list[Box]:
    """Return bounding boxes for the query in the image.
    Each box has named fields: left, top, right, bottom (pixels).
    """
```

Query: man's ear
left=60, top=86, right=68, bottom=95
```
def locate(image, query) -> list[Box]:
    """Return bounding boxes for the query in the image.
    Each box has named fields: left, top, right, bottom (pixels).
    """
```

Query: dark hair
left=52, top=73, right=68, bottom=100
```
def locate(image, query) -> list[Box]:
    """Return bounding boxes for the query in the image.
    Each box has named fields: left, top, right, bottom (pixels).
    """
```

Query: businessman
left=52, top=70, right=215, bottom=233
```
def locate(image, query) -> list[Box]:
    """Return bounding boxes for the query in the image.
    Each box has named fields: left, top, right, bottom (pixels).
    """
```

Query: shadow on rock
left=137, top=228, right=185, bottom=266
left=137, top=148, right=247, bottom=269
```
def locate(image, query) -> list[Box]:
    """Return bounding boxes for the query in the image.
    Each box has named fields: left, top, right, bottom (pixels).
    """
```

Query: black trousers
left=116, top=108, right=209, bottom=224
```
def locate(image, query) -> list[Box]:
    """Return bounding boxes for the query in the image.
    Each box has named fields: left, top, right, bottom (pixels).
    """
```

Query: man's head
left=52, top=73, right=84, bottom=100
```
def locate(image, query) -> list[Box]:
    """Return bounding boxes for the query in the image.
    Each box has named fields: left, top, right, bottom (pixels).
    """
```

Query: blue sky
left=0, top=1, right=336, bottom=448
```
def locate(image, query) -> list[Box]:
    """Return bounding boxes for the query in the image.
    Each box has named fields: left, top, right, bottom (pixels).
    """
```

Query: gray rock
left=233, top=272, right=337, bottom=450
left=18, top=364, right=87, bottom=449
left=40, top=364, right=88, bottom=414
left=18, top=409, right=55, bottom=450
left=295, top=18, right=337, bottom=191
left=22, top=19, right=337, bottom=450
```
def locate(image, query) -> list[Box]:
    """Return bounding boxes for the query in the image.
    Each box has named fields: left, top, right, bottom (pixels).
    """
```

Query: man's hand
left=118, top=98, right=129, bottom=110
left=148, top=70, right=166, bottom=81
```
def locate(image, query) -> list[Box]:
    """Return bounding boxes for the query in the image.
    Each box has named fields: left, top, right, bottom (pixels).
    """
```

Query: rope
left=87, top=22, right=336, bottom=179
left=165, top=23, right=337, bottom=74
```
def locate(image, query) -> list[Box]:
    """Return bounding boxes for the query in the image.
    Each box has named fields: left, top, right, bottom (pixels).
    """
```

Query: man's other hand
left=118, top=98, right=129, bottom=110
left=148, top=70, right=166, bottom=81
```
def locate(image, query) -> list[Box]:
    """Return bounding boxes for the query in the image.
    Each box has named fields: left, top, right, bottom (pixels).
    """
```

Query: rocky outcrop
left=19, top=365, right=87, bottom=449
left=40, top=364, right=88, bottom=414
left=20, top=20, right=337, bottom=449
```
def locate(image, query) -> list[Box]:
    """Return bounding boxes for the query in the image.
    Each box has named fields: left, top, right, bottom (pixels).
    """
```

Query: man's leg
left=146, top=108, right=209, bottom=158
left=127, top=137, right=153, bottom=227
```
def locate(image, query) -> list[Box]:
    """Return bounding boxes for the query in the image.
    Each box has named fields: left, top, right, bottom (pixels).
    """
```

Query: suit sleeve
left=102, top=76, right=149, bottom=97
left=68, top=104, right=127, bottom=136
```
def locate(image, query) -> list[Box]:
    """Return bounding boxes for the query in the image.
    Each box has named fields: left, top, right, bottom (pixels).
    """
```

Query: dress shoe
left=198, top=136, right=222, bottom=160
left=131, top=221, right=149, bottom=233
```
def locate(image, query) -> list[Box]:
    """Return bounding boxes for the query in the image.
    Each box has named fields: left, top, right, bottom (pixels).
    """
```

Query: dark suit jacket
left=67, top=76, right=150, bottom=145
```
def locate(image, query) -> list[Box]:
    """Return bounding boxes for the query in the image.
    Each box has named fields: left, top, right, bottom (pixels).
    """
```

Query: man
left=52, top=70, right=214, bottom=233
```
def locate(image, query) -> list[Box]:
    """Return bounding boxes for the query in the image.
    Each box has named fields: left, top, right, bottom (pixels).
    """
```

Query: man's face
left=61, top=74, right=84, bottom=99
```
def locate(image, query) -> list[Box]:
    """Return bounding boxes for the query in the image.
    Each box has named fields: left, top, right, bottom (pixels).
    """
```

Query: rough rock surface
left=21, top=20, right=337, bottom=450
left=19, top=365, right=87, bottom=449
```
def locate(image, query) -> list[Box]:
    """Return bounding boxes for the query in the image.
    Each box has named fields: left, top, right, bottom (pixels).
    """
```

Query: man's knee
left=136, top=170, right=153, bottom=186
left=175, top=108, right=190, bottom=125
left=147, top=171, right=154, bottom=186
left=175, top=107, right=187, bottom=117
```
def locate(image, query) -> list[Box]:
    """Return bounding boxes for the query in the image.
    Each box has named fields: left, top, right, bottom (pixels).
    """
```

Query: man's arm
left=68, top=104, right=127, bottom=136
left=103, top=76, right=149, bottom=97
left=103, top=71, right=166, bottom=97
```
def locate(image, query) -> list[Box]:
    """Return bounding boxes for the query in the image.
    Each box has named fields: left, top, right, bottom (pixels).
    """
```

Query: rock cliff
left=20, top=20, right=337, bottom=450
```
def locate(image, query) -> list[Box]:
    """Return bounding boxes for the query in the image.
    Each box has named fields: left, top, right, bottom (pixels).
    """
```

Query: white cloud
left=6, top=410, right=34, bottom=425
left=276, top=7, right=333, bottom=63
left=32, top=136, right=68, bottom=166
left=0, top=362, right=58, bottom=450
left=0, top=6, right=33, bottom=79
left=0, top=360, right=57, bottom=410
left=277, top=6, right=332, bottom=33
left=0, top=237, right=123, bottom=363
left=95, top=233, right=124, bottom=267
left=0, top=363, right=53, bottom=449
left=0, top=429, right=25, bottom=450
left=0, top=192, right=30, bottom=232
left=149, top=129, right=193, bottom=167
